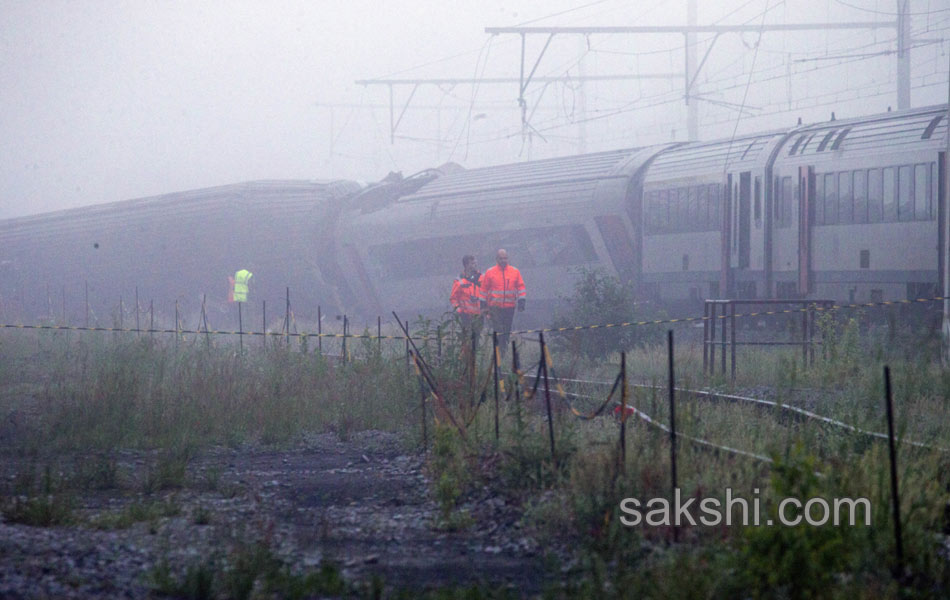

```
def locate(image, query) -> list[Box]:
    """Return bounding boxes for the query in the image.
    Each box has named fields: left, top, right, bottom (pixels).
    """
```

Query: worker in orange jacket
left=451, top=255, right=482, bottom=367
left=479, top=248, right=525, bottom=358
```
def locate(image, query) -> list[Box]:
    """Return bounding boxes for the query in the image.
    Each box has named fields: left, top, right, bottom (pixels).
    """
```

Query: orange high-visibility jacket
left=451, top=275, right=482, bottom=315
left=479, top=264, right=526, bottom=308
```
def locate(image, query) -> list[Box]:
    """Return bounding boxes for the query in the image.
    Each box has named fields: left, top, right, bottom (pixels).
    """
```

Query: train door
left=738, top=172, right=752, bottom=270
left=721, top=172, right=752, bottom=297
left=720, top=174, right=732, bottom=297
left=798, top=165, right=815, bottom=296
left=940, top=152, right=947, bottom=319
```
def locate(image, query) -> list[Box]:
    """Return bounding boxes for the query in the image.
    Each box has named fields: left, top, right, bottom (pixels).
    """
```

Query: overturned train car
left=0, top=180, right=359, bottom=328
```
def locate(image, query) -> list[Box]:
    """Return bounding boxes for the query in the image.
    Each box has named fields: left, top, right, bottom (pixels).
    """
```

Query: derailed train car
left=0, top=180, right=359, bottom=327
left=0, top=104, right=947, bottom=328
left=337, top=147, right=664, bottom=327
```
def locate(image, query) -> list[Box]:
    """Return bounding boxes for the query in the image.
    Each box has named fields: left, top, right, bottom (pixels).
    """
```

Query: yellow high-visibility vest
left=233, top=269, right=252, bottom=302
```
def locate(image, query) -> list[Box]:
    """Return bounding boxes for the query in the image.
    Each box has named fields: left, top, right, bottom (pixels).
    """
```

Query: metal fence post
left=667, top=330, right=680, bottom=542
left=883, top=366, right=904, bottom=579
left=540, top=332, right=556, bottom=461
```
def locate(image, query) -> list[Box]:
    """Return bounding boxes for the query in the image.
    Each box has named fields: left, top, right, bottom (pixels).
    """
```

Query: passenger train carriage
left=0, top=105, right=946, bottom=327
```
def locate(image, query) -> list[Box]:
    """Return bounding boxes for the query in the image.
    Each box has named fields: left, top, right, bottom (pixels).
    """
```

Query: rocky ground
left=0, top=431, right=558, bottom=598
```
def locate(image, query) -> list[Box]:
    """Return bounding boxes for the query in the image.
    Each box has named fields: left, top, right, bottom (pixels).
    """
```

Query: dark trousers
left=459, top=313, right=483, bottom=354
left=489, top=306, right=516, bottom=358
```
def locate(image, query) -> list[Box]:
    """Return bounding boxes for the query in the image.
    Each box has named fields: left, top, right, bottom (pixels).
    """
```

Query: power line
left=834, top=0, right=950, bottom=16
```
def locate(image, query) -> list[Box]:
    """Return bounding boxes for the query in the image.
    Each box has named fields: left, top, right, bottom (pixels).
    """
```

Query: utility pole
left=943, top=53, right=950, bottom=363
left=897, top=0, right=911, bottom=110
left=577, top=36, right=588, bottom=154
left=686, top=0, right=698, bottom=141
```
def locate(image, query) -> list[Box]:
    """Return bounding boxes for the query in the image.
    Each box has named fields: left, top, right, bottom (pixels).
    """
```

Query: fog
left=1, top=0, right=948, bottom=219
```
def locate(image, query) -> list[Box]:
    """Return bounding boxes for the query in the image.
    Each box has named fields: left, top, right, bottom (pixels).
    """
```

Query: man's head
left=462, top=255, right=477, bottom=275
left=496, top=249, right=509, bottom=269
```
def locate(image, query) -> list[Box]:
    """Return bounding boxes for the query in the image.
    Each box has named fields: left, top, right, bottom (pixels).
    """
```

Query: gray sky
left=2, top=0, right=948, bottom=218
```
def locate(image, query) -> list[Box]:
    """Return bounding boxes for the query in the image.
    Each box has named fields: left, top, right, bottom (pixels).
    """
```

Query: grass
left=2, top=310, right=949, bottom=597
left=417, top=311, right=950, bottom=598
left=0, top=330, right=417, bottom=457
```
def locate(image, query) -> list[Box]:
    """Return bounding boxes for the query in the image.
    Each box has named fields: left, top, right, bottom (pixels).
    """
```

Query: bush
left=551, top=268, right=665, bottom=360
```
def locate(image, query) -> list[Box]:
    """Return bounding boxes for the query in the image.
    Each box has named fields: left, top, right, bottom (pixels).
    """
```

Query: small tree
left=552, top=267, right=664, bottom=360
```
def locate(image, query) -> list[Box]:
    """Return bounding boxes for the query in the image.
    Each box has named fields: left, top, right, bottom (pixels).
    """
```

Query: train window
left=853, top=170, right=868, bottom=224
left=776, top=281, right=797, bottom=298
left=831, top=128, right=851, bottom=150
left=659, top=191, right=670, bottom=233
left=838, top=171, right=853, bottom=224
left=816, top=130, right=836, bottom=152
left=643, top=191, right=657, bottom=234
left=694, top=186, right=708, bottom=231
left=814, top=175, right=825, bottom=225
left=914, top=164, right=929, bottom=221
left=780, top=176, right=793, bottom=228
left=684, top=188, right=697, bottom=231
left=671, top=189, right=686, bottom=231
left=868, top=169, right=883, bottom=223
left=922, top=115, right=943, bottom=140
left=708, top=184, right=721, bottom=229
left=799, top=134, right=817, bottom=155
left=898, top=165, right=913, bottom=222
left=882, top=167, right=897, bottom=222
left=788, top=135, right=806, bottom=156
left=824, top=173, right=838, bottom=225
left=367, top=224, right=598, bottom=280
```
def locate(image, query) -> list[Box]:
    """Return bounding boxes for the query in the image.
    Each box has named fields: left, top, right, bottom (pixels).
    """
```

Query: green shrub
left=551, top=268, right=665, bottom=360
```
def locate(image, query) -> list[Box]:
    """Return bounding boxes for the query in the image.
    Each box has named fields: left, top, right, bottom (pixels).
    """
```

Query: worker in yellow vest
left=233, top=268, right=253, bottom=303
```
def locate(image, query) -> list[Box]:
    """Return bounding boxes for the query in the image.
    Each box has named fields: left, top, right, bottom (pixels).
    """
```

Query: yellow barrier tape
left=513, top=295, right=946, bottom=335
left=2, top=295, right=944, bottom=340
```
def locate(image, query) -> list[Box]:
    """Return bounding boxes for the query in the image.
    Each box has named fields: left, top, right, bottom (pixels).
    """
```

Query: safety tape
left=2, top=295, right=946, bottom=340
left=512, top=295, right=947, bottom=335
left=541, top=373, right=949, bottom=453
left=0, top=323, right=420, bottom=340
left=547, top=382, right=773, bottom=463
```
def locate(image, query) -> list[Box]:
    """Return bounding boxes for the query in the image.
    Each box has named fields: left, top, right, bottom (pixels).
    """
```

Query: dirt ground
left=0, top=430, right=555, bottom=598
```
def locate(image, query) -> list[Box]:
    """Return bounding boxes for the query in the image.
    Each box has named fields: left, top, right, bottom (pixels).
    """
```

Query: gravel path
left=0, top=431, right=552, bottom=598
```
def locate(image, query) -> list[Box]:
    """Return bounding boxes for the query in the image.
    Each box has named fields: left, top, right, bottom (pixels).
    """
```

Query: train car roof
left=644, top=131, right=786, bottom=183
left=778, top=104, right=948, bottom=160
left=0, top=179, right=358, bottom=242
left=397, top=147, right=643, bottom=203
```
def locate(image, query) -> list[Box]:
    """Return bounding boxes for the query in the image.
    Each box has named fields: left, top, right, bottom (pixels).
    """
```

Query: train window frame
left=754, top=176, right=762, bottom=228
left=932, top=161, right=939, bottom=220
left=838, top=171, right=853, bottom=224
left=882, top=167, right=897, bottom=222
left=868, top=168, right=883, bottom=223
left=780, top=176, right=793, bottom=228
left=823, top=172, right=838, bottom=225
left=914, top=163, right=929, bottom=221
left=898, top=165, right=913, bottom=222
left=853, top=169, right=868, bottom=224
left=814, top=174, right=825, bottom=225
